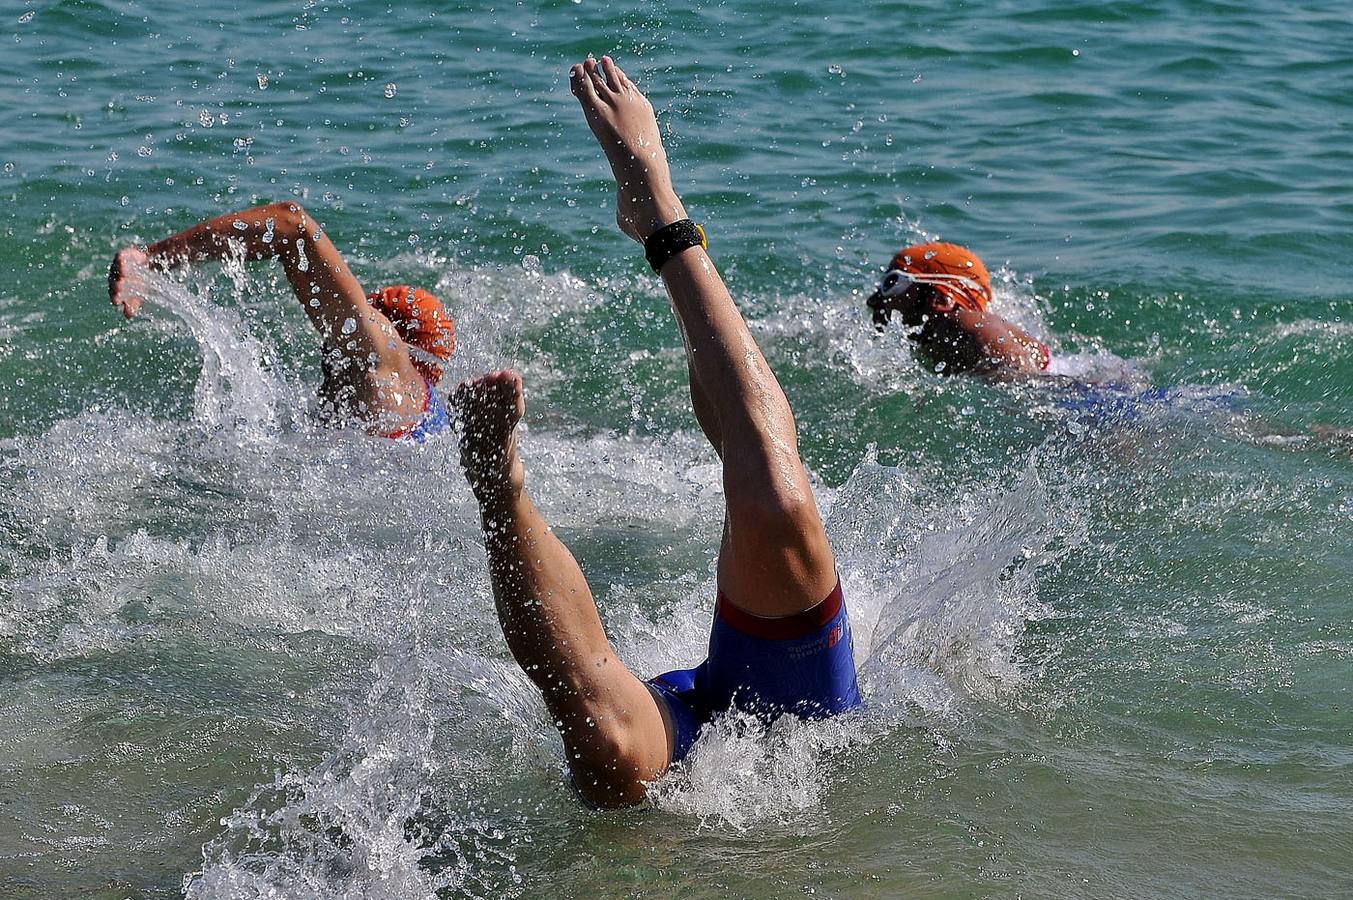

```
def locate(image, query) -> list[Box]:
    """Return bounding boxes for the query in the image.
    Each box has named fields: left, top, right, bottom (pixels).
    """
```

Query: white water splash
left=2, top=256, right=1079, bottom=892
left=185, top=643, right=451, bottom=899
left=640, top=448, right=1069, bottom=828
left=136, top=270, right=289, bottom=437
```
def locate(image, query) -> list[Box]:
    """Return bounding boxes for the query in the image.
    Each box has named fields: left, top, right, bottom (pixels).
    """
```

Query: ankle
left=471, top=457, right=525, bottom=510
left=629, top=188, right=688, bottom=241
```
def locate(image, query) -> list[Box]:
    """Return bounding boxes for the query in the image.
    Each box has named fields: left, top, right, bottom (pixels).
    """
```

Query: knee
left=725, top=478, right=821, bottom=544
left=560, top=708, right=659, bottom=808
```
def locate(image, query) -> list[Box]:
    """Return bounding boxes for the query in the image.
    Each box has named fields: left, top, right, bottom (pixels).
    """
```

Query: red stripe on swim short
left=716, top=581, right=843, bottom=641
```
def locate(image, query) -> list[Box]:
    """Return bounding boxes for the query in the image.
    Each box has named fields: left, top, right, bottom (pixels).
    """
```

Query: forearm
left=145, top=202, right=303, bottom=269
left=143, top=202, right=391, bottom=355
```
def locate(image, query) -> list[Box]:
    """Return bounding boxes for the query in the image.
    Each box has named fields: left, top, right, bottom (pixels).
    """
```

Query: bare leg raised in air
left=455, top=56, right=858, bottom=809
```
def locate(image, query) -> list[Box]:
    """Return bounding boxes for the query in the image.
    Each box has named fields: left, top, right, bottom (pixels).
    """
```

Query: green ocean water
left=1, top=1, right=1351, bottom=897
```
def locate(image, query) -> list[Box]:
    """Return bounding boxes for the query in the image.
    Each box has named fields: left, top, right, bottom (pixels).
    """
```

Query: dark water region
left=1, top=1, right=1351, bottom=897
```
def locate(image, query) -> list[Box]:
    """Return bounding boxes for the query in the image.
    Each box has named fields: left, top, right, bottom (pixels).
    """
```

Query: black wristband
left=644, top=219, right=707, bottom=273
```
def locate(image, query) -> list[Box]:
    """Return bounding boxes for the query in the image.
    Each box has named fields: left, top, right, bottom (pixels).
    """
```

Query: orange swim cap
left=889, top=242, right=992, bottom=313
left=366, top=285, right=456, bottom=383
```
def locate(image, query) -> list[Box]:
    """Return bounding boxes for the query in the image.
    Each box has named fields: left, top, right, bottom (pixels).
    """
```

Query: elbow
left=260, top=201, right=310, bottom=240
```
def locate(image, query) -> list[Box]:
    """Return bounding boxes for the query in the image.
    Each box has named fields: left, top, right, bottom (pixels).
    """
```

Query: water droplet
left=18, top=10, right=35, bottom=23
left=137, top=146, right=152, bottom=157
left=827, top=63, right=844, bottom=76
left=1072, top=48, right=1081, bottom=57
left=295, top=239, right=309, bottom=271
left=231, top=219, right=247, bottom=230
left=261, top=217, right=275, bottom=243
left=341, top=317, right=357, bottom=335
left=522, top=254, right=541, bottom=273
left=2, top=162, right=14, bottom=173
left=256, top=73, right=268, bottom=89
left=383, top=82, right=397, bottom=99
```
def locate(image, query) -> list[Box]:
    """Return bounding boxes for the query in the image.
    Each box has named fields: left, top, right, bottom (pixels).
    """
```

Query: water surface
left=1, top=1, right=1351, bottom=897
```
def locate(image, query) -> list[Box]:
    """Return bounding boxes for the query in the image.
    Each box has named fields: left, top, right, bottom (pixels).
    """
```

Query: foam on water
left=0, top=261, right=1050, bottom=892
left=6, top=240, right=1342, bottom=896
left=138, top=269, right=293, bottom=437
left=4, top=1, right=1352, bottom=892
left=185, top=644, right=450, bottom=900
left=173, top=452, right=1066, bottom=894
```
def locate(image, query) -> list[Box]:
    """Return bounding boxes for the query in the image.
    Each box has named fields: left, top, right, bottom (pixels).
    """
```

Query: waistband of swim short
left=715, top=579, right=844, bottom=641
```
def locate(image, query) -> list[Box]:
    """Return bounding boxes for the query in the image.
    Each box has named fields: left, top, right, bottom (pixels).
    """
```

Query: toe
left=584, top=56, right=609, bottom=98
left=613, top=59, right=637, bottom=92
left=569, top=63, right=597, bottom=102
left=600, top=56, right=625, bottom=92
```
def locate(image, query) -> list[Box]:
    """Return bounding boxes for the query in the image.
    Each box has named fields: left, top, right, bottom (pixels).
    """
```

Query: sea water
left=1, top=1, right=1350, bottom=897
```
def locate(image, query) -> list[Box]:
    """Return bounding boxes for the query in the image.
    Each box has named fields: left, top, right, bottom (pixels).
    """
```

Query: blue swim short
left=404, top=380, right=451, bottom=443
left=1057, top=383, right=1245, bottom=426
left=384, top=378, right=452, bottom=443
left=647, top=581, right=862, bottom=762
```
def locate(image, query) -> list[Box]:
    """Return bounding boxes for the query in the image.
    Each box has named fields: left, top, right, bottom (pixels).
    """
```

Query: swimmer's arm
left=134, top=203, right=394, bottom=355
left=947, top=307, right=1049, bottom=374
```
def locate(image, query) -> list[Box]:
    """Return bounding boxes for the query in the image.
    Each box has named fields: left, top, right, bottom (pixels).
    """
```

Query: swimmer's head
left=367, top=285, right=456, bottom=383
left=866, top=242, right=992, bottom=328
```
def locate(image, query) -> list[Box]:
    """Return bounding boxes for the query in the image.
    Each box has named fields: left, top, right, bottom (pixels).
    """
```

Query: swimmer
left=108, top=203, right=455, bottom=440
left=866, top=241, right=1050, bottom=375
left=455, top=56, right=860, bottom=808
left=865, top=243, right=1353, bottom=458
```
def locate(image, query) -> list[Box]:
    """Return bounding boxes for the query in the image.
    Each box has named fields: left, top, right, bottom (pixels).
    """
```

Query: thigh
left=716, top=472, right=839, bottom=618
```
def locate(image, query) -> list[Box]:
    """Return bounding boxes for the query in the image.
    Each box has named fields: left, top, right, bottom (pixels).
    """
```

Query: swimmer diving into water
left=108, top=204, right=455, bottom=440
left=866, top=241, right=1050, bottom=375
left=455, top=56, right=860, bottom=808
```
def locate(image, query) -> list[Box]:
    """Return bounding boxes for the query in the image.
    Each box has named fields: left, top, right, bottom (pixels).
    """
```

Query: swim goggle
left=872, top=267, right=987, bottom=300
left=867, top=268, right=988, bottom=328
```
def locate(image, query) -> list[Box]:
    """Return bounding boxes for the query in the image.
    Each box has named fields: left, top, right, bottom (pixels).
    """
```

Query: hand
left=109, top=246, right=150, bottom=318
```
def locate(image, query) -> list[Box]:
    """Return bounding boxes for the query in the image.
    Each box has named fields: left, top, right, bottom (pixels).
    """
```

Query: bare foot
left=108, top=245, right=150, bottom=318
left=454, top=370, right=527, bottom=508
left=569, top=55, right=688, bottom=243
